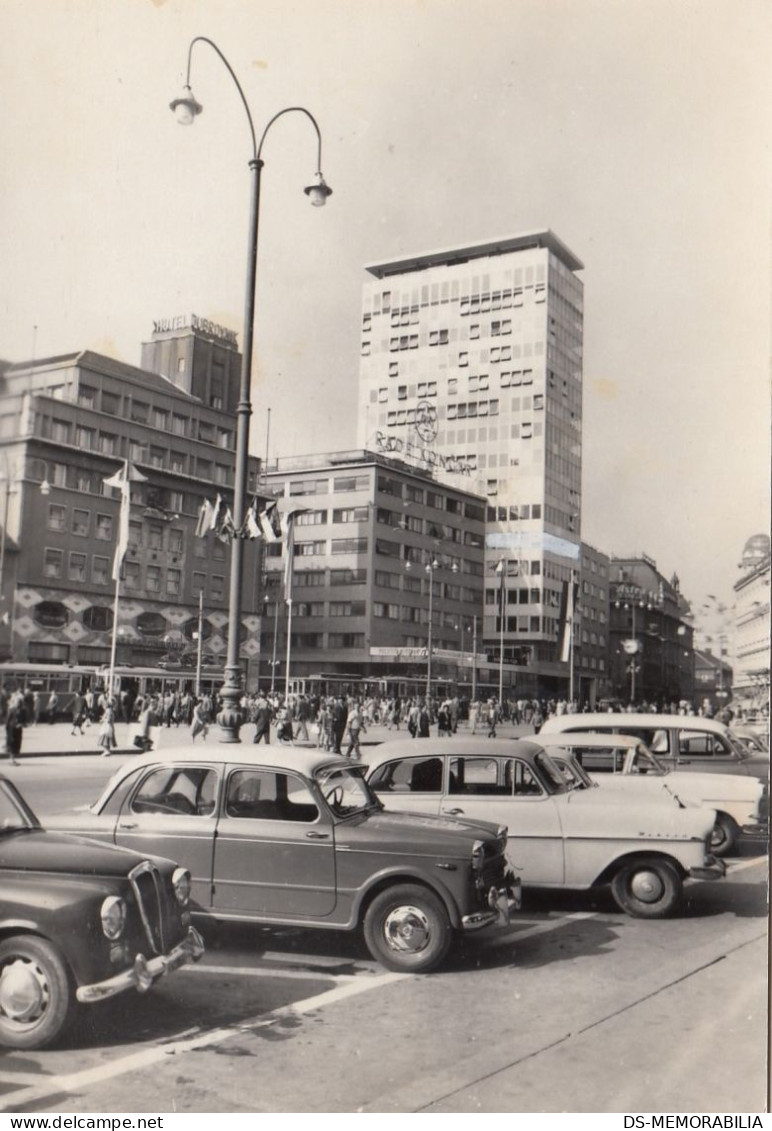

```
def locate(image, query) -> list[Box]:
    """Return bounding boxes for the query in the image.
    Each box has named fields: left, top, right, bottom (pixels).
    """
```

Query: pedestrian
left=437, top=701, right=452, bottom=737
left=276, top=703, right=294, bottom=744
left=5, top=693, right=24, bottom=764
left=418, top=701, right=431, bottom=738
left=486, top=699, right=498, bottom=738
left=190, top=699, right=210, bottom=743
left=47, top=690, right=60, bottom=723
left=252, top=695, right=272, bottom=745
left=98, top=699, right=117, bottom=756
left=344, top=705, right=367, bottom=759
left=70, top=691, right=86, bottom=735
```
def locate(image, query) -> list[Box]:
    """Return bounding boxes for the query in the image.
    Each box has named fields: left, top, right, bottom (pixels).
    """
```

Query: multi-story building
left=608, top=555, right=695, bottom=707
left=733, top=533, right=770, bottom=720
left=261, top=449, right=498, bottom=698
left=0, top=316, right=261, bottom=683
left=573, top=543, right=611, bottom=706
left=357, top=231, right=584, bottom=697
left=693, top=649, right=734, bottom=715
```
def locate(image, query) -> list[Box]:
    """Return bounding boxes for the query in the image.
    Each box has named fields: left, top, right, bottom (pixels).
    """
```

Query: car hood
left=562, top=790, right=715, bottom=839
left=337, top=808, right=504, bottom=855
left=596, top=772, right=763, bottom=805
left=0, top=828, right=166, bottom=879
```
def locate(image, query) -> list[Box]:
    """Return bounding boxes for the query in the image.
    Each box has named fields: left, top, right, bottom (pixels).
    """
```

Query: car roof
left=366, top=737, right=546, bottom=766
left=536, top=733, right=640, bottom=750
left=539, top=713, right=731, bottom=734
left=112, top=744, right=353, bottom=781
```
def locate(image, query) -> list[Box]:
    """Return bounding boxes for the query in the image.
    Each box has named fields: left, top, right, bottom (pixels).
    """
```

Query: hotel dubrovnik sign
left=152, top=313, right=238, bottom=347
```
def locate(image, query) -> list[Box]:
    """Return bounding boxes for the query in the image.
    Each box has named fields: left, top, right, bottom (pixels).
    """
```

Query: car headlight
left=172, top=867, right=192, bottom=906
left=471, top=839, right=485, bottom=872
left=101, top=895, right=126, bottom=940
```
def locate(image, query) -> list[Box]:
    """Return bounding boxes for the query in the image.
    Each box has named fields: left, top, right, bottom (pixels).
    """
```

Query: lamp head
left=170, top=85, right=203, bottom=125
left=304, top=173, right=333, bottom=207
left=39, top=478, right=51, bottom=496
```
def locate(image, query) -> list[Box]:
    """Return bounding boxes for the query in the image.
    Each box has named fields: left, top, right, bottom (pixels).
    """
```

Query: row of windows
left=42, top=549, right=192, bottom=596
left=369, top=268, right=549, bottom=315
left=487, top=504, right=543, bottom=523
left=276, top=475, right=484, bottom=522
left=45, top=416, right=233, bottom=462
left=75, top=387, right=233, bottom=445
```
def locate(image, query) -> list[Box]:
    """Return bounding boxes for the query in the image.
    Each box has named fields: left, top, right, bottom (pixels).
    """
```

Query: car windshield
left=0, top=780, right=39, bottom=832
left=316, top=765, right=379, bottom=818
left=629, top=745, right=668, bottom=775
left=555, top=755, right=595, bottom=790
left=727, top=731, right=759, bottom=757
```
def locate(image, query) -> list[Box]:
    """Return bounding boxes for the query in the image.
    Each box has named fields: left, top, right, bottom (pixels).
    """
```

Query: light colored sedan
left=538, top=733, right=767, bottom=857
left=367, top=738, right=726, bottom=919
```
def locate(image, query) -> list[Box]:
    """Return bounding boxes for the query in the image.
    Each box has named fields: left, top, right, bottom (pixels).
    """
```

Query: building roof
left=365, top=230, right=584, bottom=279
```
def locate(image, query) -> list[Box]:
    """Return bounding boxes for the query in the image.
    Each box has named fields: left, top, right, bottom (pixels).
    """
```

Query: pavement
left=2, top=717, right=538, bottom=760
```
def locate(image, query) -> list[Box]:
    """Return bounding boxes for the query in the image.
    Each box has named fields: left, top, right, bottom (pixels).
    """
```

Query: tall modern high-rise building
left=357, top=231, right=585, bottom=695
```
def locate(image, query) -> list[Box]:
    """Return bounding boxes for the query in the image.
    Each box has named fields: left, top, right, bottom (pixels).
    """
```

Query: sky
left=0, top=0, right=769, bottom=624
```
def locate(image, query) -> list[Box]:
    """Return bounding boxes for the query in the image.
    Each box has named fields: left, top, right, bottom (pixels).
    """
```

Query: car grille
left=129, top=861, right=167, bottom=955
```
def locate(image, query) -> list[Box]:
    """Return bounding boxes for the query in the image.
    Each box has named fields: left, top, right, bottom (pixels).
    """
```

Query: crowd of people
left=0, top=681, right=757, bottom=763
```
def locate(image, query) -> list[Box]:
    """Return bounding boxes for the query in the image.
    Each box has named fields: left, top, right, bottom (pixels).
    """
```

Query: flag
left=242, top=505, right=262, bottom=540
left=258, top=502, right=282, bottom=543
left=215, top=506, right=236, bottom=543
left=280, top=507, right=310, bottom=601
left=195, top=498, right=215, bottom=538
left=558, top=577, right=579, bottom=663
left=103, top=461, right=147, bottom=581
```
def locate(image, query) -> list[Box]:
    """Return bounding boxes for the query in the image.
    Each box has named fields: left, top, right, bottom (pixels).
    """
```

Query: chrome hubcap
left=630, top=870, right=665, bottom=903
left=383, top=905, right=431, bottom=954
left=0, top=958, right=49, bottom=1023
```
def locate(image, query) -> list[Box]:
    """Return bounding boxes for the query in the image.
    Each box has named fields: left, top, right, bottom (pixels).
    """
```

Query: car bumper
left=689, top=855, right=727, bottom=882
left=741, top=819, right=769, bottom=840
left=76, top=926, right=205, bottom=1004
left=462, top=873, right=522, bottom=931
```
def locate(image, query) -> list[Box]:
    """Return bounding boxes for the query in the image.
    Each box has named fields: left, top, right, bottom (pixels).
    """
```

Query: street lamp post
left=170, top=37, right=331, bottom=741
left=425, top=559, right=439, bottom=699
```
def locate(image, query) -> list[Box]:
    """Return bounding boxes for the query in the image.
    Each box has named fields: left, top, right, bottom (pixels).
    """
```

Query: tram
left=0, top=662, right=97, bottom=718
left=97, top=664, right=225, bottom=702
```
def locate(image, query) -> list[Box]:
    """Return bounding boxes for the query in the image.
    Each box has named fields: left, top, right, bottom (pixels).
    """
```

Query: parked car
left=536, top=733, right=768, bottom=856
left=45, top=747, right=521, bottom=974
left=731, top=725, right=769, bottom=755
left=366, top=738, right=725, bottom=919
left=0, top=774, right=204, bottom=1050
left=539, top=713, right=769, bottom=783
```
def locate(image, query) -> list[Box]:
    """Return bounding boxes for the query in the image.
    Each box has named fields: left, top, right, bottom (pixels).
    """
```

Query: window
left=44, top=548, right=63, bottom=578
left=101, top=392, right=120, bottom=415
left=167, top=569, right=181, bottom=595
left=133, top=766, right=217, bottom=817
left=68, top=552, right=87, bottom=582
left=169, top=529, right=183, bottom=554
left=289, top=479, right=328, bottom=496
left=225, top=770, right=319, bottom=822
left=130, top=400, right=149, bottom=424
left=153, top=409, right=169, bottom=430
left=211, top=575, right=225, bottom=600
left=146, top=566, right=161, bottom=592
left=51, top=419, right=70, bottom=443
left=75, top=426, right=95, bottom=450
left=192, top=572, right=206, bottom=593
left=329, top=568, right=367, bottom=585
left=329, top=601, right=366, bottom=617
left=92, top=556, right=110, bottom=585
left=327, top=633, right=366, bottom=649
left=148, top=524, right=164, bottom=550
left=99, top=432, right=118, bottom=456
left=78, top=385, right=96, bottom=408
left=47, top=504, right=66, bottom=532
left=369, top=757, right=443, bottom=794
left=172, top=414, right=188, bottom=437
left=72, top=509, right=90, bottom=536
left=333, top=506, right=368, bottom=523
left=331, top=537, right=368, bottom=554
left=124, top=561, right=140, bottom=588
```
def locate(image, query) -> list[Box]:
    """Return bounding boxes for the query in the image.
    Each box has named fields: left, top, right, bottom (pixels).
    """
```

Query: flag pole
left=498, top=560, right=505, bottom=707
left=196, top=589, right=204, bottom=698
left=108, top=576, right=121, bottom=703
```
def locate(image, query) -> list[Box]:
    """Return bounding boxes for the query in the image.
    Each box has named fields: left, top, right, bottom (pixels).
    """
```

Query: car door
left=212, top=767, right=337, bottom=918
left=113, top=763, right=219, bottom=908
left=674, top=729, right=747, bottom=775
left=439, top=755, right=565, bottom=886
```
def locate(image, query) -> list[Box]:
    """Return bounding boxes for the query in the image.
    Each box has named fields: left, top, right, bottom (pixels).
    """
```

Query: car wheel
left=709, top=813, right=738, bottom=857
left=610, top=858, right=683, bottom=919
left=0, top=936, right=74, bottom=1050
left=363, top=884, right=452, bottom=973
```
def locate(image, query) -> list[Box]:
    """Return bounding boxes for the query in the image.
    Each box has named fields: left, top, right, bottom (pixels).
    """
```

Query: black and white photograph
left=0, top=0, right=768, bottom=1118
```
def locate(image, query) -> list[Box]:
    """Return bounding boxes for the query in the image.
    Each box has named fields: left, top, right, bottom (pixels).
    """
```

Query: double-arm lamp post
left=406, top=556, right=458, bottom=699
left=170, top=38, right=331, bottom=741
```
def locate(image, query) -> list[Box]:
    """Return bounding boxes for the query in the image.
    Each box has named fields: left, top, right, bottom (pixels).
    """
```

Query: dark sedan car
left=0, top=775, right=204, bottom=1050
left=46, top=746, right=521, bottom=974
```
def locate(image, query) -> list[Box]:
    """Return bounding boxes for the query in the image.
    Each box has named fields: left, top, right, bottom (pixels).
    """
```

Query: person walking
left=486, top=699, right=498, bottom=738
left=5, top=693, right=24, bottom=764
left=98, top=699, right=117, bottom=756
left=70, top=691, right=86, bottom=736
left=344, top=705, right=367, bottom=759
left=190, top=699, right=210, bottom=743
left=252, top=695, right=272, bottom=745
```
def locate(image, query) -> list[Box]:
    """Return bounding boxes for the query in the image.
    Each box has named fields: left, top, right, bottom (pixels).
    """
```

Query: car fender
left=345, top=864, right=465, bottom=930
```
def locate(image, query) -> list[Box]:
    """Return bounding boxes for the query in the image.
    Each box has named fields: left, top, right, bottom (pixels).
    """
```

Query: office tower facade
left=358, top=231, right=584, bottom=696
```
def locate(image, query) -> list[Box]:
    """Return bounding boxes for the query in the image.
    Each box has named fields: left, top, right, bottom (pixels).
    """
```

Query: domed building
left=733, top=533, right=770, bottom=721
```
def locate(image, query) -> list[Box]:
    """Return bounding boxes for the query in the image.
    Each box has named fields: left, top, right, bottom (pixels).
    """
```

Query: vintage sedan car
left=46, top=747, right=520, bottom=974
left=538, top=733, right=768, bottom=856
left=539, top=713, right=769, bottom=783
left=366, top=738, right=726, bottom=919
left=0, top=774, right=203, bottom=1050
